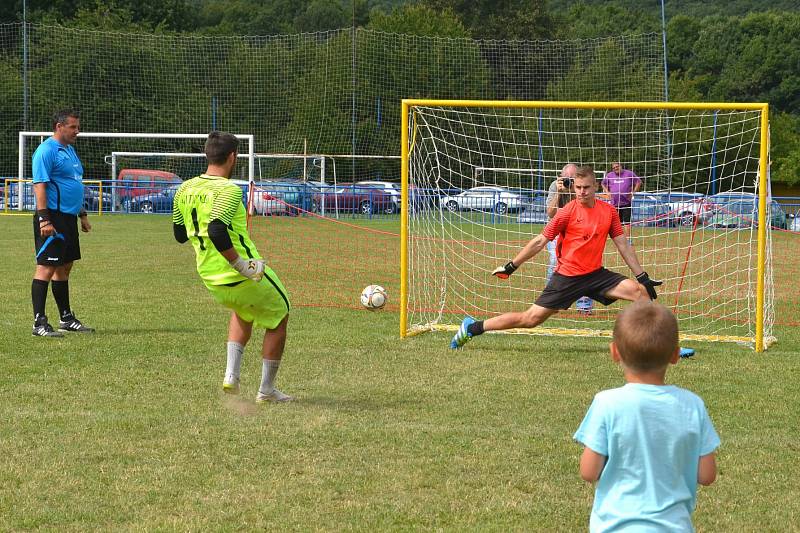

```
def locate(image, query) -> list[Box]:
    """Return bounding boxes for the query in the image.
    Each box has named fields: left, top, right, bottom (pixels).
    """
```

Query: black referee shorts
left=617, top=205, right=632, bottom=224
left=33, top=211, right=81, bottom=266
left=535, top=267, right=628, bottom=310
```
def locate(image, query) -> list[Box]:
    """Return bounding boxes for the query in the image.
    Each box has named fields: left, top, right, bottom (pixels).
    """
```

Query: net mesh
left=0, top=23, right=664, bottom=179
left=405, top=104, right=774, bottom=348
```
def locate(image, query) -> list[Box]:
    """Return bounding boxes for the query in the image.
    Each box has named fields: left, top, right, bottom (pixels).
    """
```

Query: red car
left=311, top=183, right=396, bottom=215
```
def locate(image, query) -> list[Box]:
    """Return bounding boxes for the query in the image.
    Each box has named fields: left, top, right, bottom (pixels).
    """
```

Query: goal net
left=401, top=100, right=773, bottom=351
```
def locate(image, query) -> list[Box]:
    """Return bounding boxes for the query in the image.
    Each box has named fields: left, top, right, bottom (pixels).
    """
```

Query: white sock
left=259, top=359, right=281, bottom=394
left=225, top=341, right=244, bottom=382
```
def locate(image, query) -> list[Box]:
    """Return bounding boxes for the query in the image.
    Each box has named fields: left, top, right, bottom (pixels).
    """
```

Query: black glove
left=492, top=261, right=518, bottom=279
left=636, top=271, right=662, bottom=300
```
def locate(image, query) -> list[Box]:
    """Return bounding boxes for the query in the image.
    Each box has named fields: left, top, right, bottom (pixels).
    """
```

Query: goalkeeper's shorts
left=535, top=267, right=627, bottom=310
left=205, top=266, right=290, bottom=329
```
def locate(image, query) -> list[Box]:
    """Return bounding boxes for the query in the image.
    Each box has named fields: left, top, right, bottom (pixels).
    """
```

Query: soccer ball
left=360, top=285, right=387, bottom=310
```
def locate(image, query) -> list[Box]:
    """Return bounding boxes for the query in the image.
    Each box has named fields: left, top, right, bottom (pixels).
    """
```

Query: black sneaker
left=32, top=316, right=64, bottom=337
left=58, top=313, right=95, bottom=333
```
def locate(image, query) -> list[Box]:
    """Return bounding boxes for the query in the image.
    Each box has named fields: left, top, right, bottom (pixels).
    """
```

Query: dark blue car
left=125, top=184, right=181, bottom=213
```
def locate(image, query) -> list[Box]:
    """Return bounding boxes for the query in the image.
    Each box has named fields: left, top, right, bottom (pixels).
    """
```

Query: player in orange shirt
left=450, top=165, right=662, bottom=349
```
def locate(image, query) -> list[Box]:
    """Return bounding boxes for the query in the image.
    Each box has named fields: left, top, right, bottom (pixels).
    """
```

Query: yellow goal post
left=400, top=99, right=771, bottom=351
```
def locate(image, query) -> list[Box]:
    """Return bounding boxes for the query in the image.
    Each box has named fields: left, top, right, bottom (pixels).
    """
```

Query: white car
left=658, top=192, right=711, bottom=227
left=441, top=186, right=527, bottom=215
left=356, top=181, right=401, bottom=211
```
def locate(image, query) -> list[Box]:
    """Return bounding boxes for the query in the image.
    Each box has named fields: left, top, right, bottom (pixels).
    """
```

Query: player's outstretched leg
left=450, top=316, right=476, bottom=349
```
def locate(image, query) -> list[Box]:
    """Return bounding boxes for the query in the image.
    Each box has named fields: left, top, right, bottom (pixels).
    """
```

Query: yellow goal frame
left=400, top=99, right=770, bottom=352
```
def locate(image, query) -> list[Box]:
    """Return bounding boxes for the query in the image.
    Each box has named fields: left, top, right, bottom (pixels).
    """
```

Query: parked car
left=116, top=169, right=182, bottom=200
left=125, top=184, right=181, bottom=213
left=650, top=192, right=711, bottom=227
left=408, top=185, right=463, bottom=212
left=250, top=181, right=309, bottom=216
left=630, top=193, right=674, bottom=227
left=3, top=180, right=35, bottom=210
left=356, top=180, right=401, bottom=211
left=311, top=183, right=396, bottom=215
left=441, top=186, right=528, bottom=215
left=705, top=192, right=788, bottom=229
left=83, top=185, right=119, bottom=212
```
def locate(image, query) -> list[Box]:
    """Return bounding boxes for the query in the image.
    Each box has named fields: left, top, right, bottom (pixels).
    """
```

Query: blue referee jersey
left=32, top=137, right=85, bottom=215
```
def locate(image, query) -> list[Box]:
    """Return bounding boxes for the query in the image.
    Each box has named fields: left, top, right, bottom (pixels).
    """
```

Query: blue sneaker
left=679, top=347, right=695, bottom=358
left=450, top=317, right=476, bottom=349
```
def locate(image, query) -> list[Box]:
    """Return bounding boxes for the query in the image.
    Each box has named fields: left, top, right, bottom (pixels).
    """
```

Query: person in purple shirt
left=601, top=162, right=642, bottom=227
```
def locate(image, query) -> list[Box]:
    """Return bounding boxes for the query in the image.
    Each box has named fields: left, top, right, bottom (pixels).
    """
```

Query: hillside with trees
left=0, top=0, right=796, bottom=184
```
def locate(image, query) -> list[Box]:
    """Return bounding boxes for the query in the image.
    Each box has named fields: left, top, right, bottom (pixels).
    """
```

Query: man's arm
left=611, top=234, right=644, bottom=275
left=79, top=208, right=91, bottom=233
left=207, top=217, right=264, bottom=281
left=579, top=447, right=606, bottom=483
left=545, top=180, right=567, bottom=219
left=546, top=189, right=560, bottom=219
left=512, top=233, right=549, bottom=266
left=173, top=223, right=188, bottom=243
left=612, top=234, right=662, bottom=298
left=33, top=183, right=55, bottom=237
left=492, top=233, right=549, bottom=278
left=171, top=186, right=188, bottom=243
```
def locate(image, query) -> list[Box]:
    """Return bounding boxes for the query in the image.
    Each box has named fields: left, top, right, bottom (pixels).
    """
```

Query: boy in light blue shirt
left=574, top=301, right=720, bottom=532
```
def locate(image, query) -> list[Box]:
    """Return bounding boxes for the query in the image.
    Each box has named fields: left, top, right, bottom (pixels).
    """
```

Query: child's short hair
left=613, top=301, right=679, bottom=371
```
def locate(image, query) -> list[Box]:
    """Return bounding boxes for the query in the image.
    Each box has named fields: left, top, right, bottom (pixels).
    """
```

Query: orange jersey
left=542, top=199, right=624, bottom=276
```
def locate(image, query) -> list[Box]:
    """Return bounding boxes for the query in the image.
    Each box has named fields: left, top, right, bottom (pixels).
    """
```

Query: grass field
left=1, top=214, right=799, bottom=531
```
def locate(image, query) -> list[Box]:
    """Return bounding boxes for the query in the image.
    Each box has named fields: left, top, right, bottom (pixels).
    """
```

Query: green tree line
left=0, top=0, right=796, bottom=184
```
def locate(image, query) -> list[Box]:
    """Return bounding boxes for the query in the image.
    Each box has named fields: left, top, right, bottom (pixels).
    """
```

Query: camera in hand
left=561, top=177, right=572, bottom=189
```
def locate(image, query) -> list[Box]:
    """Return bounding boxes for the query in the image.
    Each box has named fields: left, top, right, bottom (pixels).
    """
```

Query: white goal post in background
left=400, top=99, right=772, bottom=351
left=17, top=132, right=255, bottom=210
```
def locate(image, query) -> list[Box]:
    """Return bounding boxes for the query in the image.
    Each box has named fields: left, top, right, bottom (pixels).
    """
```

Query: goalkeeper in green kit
left=173, top=131, right=292, bottom=403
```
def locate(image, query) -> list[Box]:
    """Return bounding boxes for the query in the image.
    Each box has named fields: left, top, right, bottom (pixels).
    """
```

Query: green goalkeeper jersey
left=172, top=174, right=261, bottom=285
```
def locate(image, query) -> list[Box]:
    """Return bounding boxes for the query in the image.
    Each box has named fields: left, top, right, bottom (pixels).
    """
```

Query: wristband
left=37, top=209, right=50, bottom=222
left=79, top=209, right=88, bottom=218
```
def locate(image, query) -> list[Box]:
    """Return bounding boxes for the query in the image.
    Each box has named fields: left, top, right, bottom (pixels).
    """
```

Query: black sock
left=32, top=279, right=49, bottom=321
left=51, top=280, right=71, bottom=319
left=468, top=320, right=484, bottom=337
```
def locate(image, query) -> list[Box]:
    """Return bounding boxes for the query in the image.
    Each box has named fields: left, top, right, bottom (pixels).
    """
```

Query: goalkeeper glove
left=492, top=261, right=518, bottom=279
left=231, top=256, right=265, bottom=282
left=635, top=271, right=662, bottom=300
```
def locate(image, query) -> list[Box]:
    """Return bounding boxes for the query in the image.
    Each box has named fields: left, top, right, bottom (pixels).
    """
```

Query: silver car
left=441, top=186, right=527, bottom=215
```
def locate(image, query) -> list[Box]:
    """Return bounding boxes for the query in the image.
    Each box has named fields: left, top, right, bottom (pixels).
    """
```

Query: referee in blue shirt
left=31, top=109, right=95, bottom=336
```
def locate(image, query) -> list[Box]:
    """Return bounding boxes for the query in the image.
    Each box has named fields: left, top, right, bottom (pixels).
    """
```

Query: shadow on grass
left=99, top=327, right=209, bottom=334
left=221, top=393, right=414, bottom=414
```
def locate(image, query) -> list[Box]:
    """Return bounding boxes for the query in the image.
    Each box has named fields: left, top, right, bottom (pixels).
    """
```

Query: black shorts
left=617, top=205, right=632, bottom=224
left=535, top=267, right=628, bottom=310
left=33, top=211, right=81, bottom=266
